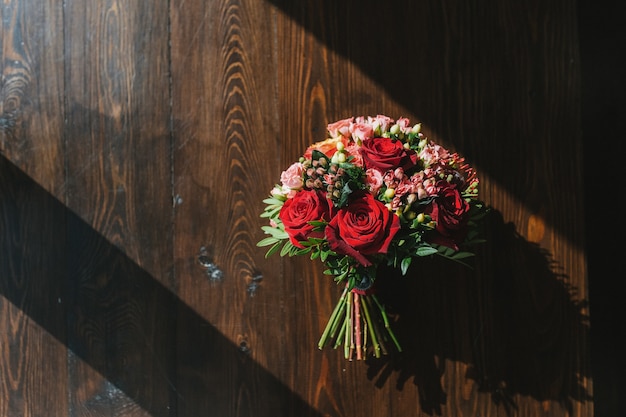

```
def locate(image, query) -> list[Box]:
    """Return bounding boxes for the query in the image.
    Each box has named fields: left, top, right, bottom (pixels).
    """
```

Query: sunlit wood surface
left=1, top=0, right=594, bottom=416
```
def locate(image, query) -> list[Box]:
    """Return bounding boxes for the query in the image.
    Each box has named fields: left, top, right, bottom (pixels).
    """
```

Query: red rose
left=424, top=182, right=470, bottom=250
left=359, top=137, right=418, bottom=172
left=279, top=190, right=331, bottom=248
left=325, top=192, right=401, bottom=267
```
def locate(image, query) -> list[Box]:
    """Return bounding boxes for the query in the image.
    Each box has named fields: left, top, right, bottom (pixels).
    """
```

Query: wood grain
left=1, top=1, right=69, bottom=416
left=170, top=0, right=310, bottom=415
left=0, top=0, right=593, bottom=415
left=0, top=157, right=70, bottom=417
left=62, top=0, right=173, bottom=415
left=1, top=0, right=65, bottom=191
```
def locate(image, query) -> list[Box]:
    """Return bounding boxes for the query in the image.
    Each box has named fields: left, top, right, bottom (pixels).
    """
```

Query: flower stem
left=328, top=291, right=348, bottom=341
left=360, top=294, right=381, bottom=358
left=350, top=292, right=357, bottom=360
left=372, top=294, right=402, bottom=352
left=318, top=282, right=402, bottom=360
left=344, top=291, right=352, bottom=360
left=354, top=292, right=363, bottom=360
left=334, top=314, right=347, bottom=349
left=318, top=286, right=349, bottom=350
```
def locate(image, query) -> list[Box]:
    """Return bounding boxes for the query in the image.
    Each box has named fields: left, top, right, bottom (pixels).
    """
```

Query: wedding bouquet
left=258, top=115, right=486, bottom=361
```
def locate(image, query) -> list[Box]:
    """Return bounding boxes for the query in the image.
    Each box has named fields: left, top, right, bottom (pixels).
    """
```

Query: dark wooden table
left=1, top=0, right=601, bottom=416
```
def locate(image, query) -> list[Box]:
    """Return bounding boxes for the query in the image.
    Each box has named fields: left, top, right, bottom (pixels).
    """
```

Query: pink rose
left=370, top=115, right=394, bottom=133
left=395, top=117, right=412, bottom=134
left=327, top=118, right=353, bottom=138
left=350, top=122, right=375, bottom=141
left=280, top=162, right=304, bottom=190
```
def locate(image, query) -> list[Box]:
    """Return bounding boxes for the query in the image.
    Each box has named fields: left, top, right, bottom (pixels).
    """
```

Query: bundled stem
left=317, top=283, right=401, bottom=360
left=354, top=292, right=362, bottom=360
left=318, top=286, right=349, bottom=350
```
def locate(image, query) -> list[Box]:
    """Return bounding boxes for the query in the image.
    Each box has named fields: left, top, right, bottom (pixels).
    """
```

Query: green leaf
left=451, top=251, right=475, bottom=260
left=280, top=241, right=294, bottom=257
left=307, top=237, right=326, bottom=245
left=263, top=197, right=285, bottom=205
left=257, top=237, right=280, bottom=247
left=415, top=246, right=438, bottom=257
left=265, top=241, right=283, bottom=258
left=260, top=207, right=281, bottom=218
left=293, top=246, right=312, bottom=256
left=261, top=225, right=289, bottom=239
left=335, top=269, right=349, bottom=282
left=437, top=245, right=455, bottom=256
left=400, top=257, right=412, bottom=275
left=311, top=149, right=328, bottom=160
left=299, top=240, right=317, bottom=247
left=289, top=244, right=301, bottom=256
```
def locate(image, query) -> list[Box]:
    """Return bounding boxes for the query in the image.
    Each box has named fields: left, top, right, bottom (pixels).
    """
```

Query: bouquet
left=258, top=115, right=486, bottom=361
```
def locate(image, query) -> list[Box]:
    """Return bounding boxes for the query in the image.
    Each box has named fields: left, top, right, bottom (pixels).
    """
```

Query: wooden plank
left=0, top=157, right=70, bottom=417
left=1, top=0, right=68, bottom=415
left=62, top=0, right=174, bottom=415
left=0, top=0, right=65, bottom=191
left=170, top=0, right=329, bottom=415
left=272, top=3, right=400, bottom=415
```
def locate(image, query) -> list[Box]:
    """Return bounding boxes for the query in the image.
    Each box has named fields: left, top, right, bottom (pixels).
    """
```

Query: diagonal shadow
left=267, top=1, right=592, bottom=412
left=0, top=154, right=323, bottom=417
left=268, top=0, right=583, bottom=249
left=578, top=1, right=626, bottom=416
left=363, top=209, right=591, bottom=415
